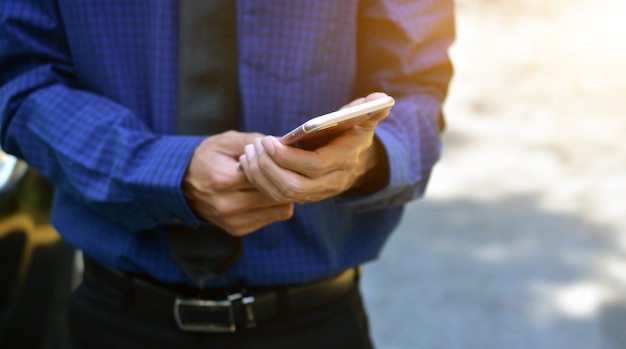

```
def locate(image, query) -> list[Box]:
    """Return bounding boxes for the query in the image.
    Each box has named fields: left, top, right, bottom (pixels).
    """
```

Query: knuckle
left=339, top=152, right=358, bottom=169
left=206, top=172, right=230, bottom=191
left=212, top=199, right=237, bottom=217
left=278, top=180, right=303, bottom=202
left=303, top=158, right=325, bottom=177
left=271, top=191, right=291, bottom=203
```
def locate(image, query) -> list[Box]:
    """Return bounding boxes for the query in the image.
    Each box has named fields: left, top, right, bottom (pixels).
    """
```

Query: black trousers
left=68, top=269, right=375, bottom=349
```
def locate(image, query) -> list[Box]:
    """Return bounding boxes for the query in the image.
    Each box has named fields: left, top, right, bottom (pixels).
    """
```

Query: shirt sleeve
left=339, top=0, right=455, bottom=212
left=0, top=1, right=203, bottom=231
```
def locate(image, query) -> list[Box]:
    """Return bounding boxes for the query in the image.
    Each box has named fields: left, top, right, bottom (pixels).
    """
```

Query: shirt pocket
left=238, top=1, right=349, bottom=81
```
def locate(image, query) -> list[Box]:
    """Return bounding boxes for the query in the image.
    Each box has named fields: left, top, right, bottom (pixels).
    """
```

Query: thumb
left=215, top=131, right=267, bottom=157
left=356, top=92, right=393, bottom=129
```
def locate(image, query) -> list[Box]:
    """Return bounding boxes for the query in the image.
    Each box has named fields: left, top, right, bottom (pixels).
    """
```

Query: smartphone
left=279, top=95, right=395, bottom=146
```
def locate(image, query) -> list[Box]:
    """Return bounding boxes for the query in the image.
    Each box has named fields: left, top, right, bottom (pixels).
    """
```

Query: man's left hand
left=238, top=92, right=391, bottom=203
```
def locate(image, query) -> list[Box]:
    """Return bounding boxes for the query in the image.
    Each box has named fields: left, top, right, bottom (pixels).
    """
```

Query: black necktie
left=166, top=0, right=241, bottom=288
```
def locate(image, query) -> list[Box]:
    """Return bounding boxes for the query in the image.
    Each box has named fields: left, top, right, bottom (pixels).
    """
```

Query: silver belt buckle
left=173, top=292, right=256, bottom=333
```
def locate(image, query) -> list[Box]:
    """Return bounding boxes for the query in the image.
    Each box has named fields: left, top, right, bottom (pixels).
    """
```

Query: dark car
left=0, top=150, right=75, bottom=349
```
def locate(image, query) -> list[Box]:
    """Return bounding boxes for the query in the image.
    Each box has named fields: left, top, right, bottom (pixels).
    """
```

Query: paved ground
left=361, top=0, right=626, bottom=348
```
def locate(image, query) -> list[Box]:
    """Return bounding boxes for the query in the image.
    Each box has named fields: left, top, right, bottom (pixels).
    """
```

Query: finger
left=358, top=108, right=390, bottom=129
left=190, top=185, right=292, bottom=226
left=340, top=92, right=389, bottom=109
left=338, top=93, right=392, bottom=130
left=216, top=131, right=266, bottom=158
left=364, top=91, right=389, bottom=101
left=213, top=188, right=293, bottom=215
left=251, top=149, right=347, bottom=203
left=341, top=97, right=366, bottom=109
left=252, top=137, right=327, bottom=202
left=243, top=137, right=360, bottom=203
left=360, top=92, right=392, bottom=125
left=242, top=139, right=299, bottom=202
left=261, top=136, right=336, bottom=178
left=257, top=138, right=350, bottom=202
left=237, top=154, right=247, bottom=172
left=218, top=155, right=258, bottom=191
left=264, top=131, right=374, bottom=179
left=222, top=203, right=294, bottom=237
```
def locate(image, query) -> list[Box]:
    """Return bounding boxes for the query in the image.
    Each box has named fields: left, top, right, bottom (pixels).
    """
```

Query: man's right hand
left=182, top=131, right=294, bottom=237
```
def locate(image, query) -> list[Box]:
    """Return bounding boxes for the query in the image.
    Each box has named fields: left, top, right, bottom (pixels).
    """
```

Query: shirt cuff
left=132, top=134, right=205, bottom=228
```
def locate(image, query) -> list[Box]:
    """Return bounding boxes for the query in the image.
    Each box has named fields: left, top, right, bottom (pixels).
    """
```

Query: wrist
left=345, top=137, right=389, bottom=197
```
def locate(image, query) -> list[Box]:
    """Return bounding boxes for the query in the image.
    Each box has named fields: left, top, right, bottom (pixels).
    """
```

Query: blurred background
left=1, top=0, right=624, bottom=348
left=362, top=0, right=626, bottom=348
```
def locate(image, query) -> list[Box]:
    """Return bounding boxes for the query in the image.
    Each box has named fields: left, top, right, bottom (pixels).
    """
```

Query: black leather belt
left=82, top=257, right=359, bottom=333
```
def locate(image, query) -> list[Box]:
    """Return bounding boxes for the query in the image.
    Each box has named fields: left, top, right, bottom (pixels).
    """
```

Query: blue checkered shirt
left=0, top=0, right=454, bottom=286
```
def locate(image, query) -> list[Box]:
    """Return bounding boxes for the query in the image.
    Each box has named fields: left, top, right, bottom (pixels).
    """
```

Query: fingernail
left=254, top=138, right=265, bottom=155
left=261, top=137, right=275, bottom=155
left=238, top=154, right=248, bottom=171
left=244, top=144, right=256, bottom=160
